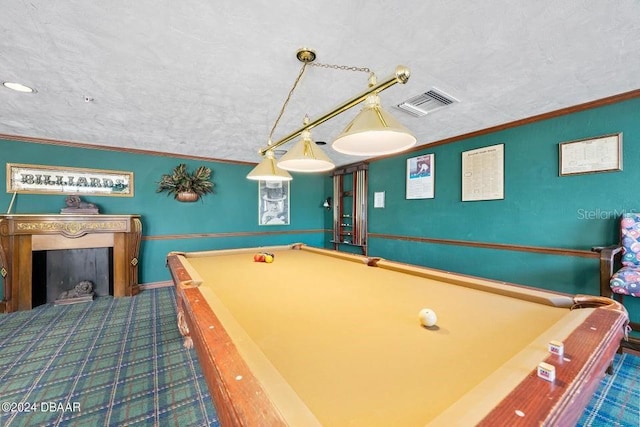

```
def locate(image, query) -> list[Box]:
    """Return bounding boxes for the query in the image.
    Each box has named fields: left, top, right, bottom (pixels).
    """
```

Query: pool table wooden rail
left=166, top=256, right=293, bottom=425
left=476, top=305, right=628, bottom=426
left=166, top=244, right=629, bottom=427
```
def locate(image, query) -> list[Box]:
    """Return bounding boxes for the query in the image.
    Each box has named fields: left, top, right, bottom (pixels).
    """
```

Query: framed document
left=461, top=144, right=504, bottom=202
left=406, top=154, right=435, bottom=199
left=559, top=133, right=622, bottom=176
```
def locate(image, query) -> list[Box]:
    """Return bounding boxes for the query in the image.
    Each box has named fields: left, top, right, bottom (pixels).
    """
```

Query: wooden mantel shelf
left=0, top=214, right=142, bottom=313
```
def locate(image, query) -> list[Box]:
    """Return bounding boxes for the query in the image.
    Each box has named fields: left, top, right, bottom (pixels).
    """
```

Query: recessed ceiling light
left=3, top=82, right=36, bottom=93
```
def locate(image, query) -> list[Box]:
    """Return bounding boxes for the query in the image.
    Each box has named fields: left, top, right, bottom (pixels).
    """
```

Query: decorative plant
left=156, top=164, right=215, bottom=202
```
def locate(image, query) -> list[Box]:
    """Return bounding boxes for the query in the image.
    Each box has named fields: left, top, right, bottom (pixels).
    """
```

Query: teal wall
left=367, top=97, right=640, bottom=323
left=2, top=96, right=639, bottom=324
left=0, top=138, right=330, bottom=292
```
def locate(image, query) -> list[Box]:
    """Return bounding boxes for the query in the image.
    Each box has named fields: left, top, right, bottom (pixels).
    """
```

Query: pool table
left=166, top=244, right=629, bottom=427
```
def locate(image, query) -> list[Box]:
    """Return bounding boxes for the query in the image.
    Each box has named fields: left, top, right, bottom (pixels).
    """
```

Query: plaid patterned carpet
left=0, top=287, right=637, bottom=426
left=0, top=287, right=218, bottom=426
left=578, top=352, right=640, bottom=426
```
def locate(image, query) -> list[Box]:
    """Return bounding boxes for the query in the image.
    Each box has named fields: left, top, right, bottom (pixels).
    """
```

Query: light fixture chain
left=268, top=62, right=308, bottom=144
left=309, top=62, right=371, bottom=74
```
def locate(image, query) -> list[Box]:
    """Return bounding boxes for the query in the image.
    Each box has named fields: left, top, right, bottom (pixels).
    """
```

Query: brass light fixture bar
left=258, top=65, right=411, bottom=156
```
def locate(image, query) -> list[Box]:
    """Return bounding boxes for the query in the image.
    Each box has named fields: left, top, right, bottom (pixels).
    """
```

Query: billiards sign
left=6, top=163, right=134, bottom=197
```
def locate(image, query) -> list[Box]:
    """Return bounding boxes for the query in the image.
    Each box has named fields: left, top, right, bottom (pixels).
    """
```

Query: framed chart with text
left=461, top=144, right=504, bottom=202
left=559, top=133, right=622, bottom=176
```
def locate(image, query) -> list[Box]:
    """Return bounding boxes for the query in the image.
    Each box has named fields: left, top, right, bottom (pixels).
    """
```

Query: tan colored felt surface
left=183, top=246, right=588, bottom=426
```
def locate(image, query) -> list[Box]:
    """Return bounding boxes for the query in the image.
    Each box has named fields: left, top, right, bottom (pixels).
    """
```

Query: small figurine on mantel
left=61, top=195, right=99, bottom=214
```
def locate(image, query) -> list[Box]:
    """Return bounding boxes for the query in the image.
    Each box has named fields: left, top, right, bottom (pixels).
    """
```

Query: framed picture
left=559, top=133, right=622, bottom=176
left=6, top=163, right=134, bottom=197
left=461, top=144, right=504, bottom=201
left=258, top=180, right=290, bottom=225
left=406, top=154, right=435, bottom=199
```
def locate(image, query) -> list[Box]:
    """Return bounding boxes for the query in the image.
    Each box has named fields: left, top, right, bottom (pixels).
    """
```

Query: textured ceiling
left=1, top=1, right=639, bottom=167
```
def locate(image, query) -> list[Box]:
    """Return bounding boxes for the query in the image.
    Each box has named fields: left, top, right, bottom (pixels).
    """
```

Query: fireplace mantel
left=0, top=214, right=142, bottom=313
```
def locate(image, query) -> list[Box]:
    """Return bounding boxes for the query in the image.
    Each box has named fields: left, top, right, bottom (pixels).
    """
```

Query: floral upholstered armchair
left=593, top=213, right=640, bottom=346
left=594, top=213, right=640, bottom=298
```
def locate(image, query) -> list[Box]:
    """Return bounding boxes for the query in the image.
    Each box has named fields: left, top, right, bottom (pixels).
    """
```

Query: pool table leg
left=606, top=361, right=614, bottom=375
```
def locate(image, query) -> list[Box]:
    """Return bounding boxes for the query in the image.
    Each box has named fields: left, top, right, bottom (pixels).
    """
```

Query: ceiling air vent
left=396, top=88, right=458, bottom=117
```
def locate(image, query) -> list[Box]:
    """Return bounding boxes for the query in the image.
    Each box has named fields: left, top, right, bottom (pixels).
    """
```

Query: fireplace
left=0, top=214, right=141, bottom=313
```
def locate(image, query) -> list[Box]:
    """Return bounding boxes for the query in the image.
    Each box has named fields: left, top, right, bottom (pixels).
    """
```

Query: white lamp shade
left=247, top=151, right=292, bottom=181
left=333, top=95, right=417, bottom=156
left=277, top=130, right=335, bottom=172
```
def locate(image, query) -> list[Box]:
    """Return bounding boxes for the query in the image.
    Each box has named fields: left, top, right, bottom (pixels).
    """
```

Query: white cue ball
left=418, top=308, right=437, bottom=327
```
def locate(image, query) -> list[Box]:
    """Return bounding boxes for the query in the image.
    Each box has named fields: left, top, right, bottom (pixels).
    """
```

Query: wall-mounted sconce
left=322, top=197, right=332, bottom=210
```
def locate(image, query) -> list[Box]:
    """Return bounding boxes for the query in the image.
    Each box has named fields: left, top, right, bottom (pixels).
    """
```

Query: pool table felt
left=175, top=245, right=607, bottom=426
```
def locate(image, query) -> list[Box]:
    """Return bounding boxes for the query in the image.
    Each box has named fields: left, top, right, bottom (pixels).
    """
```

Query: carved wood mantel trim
left=13, top=220, right=129, bottom=238
left=0, top=214, right=142, bottom=313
